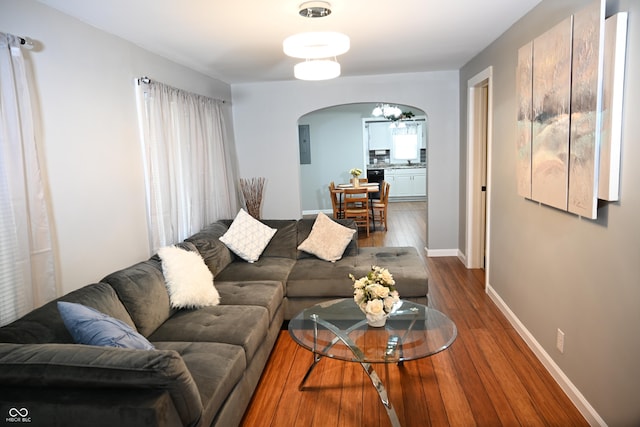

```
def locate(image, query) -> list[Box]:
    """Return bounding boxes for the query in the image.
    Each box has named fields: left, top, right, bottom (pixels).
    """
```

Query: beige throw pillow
left=297, top=212, right=356, bottom=262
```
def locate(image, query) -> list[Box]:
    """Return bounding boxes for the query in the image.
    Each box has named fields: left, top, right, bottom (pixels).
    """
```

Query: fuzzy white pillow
left=219, top=209, right=277, bottom=263
left=158, top=246, right=220, bottom=309
left=297, top=212, right=356, bottom=262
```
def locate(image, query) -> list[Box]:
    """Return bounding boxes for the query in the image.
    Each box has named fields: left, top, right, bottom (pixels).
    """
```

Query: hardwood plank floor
left=241, top=202, right=587, bottom=427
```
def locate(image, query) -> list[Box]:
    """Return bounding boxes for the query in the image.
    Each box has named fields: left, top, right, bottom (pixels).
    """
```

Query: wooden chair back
left=328, top=182, right=342, bottom=219
left=343, top=187, right=370, bottom=236
left=373, top=181, right=391, bottom=230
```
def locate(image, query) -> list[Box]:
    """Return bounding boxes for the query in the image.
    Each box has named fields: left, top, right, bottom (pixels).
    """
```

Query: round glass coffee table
left=288, top=298, right=457, bottom=427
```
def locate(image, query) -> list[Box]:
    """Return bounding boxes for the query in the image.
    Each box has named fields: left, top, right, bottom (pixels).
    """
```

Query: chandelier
left=283, top=2, right=350, bottom=81
left=372, top=104, right=402, bottom=121
left=372, top=104, right=415, bottom=128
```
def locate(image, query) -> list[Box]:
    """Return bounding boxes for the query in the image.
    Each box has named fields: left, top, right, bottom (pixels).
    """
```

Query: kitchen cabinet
left=386, top=168, right=426, bottom=198
left=366, top=122, right=392, bottom=150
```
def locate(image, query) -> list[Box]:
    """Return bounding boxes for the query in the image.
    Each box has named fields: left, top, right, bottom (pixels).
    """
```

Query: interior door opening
left=466, top=67, right=492, bottom=276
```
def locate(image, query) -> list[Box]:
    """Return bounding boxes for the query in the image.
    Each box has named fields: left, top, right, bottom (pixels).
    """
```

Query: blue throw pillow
left=57, top=301, right=155, bottom=350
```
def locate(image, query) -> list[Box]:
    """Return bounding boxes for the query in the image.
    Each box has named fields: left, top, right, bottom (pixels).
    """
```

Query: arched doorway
left=297, top=102, right=428, bottom=232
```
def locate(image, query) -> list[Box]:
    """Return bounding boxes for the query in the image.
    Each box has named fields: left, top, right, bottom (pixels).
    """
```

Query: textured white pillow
left=297, top=212, right=356, bottom=262
left=158, top=246, right=220, bottom=309
left=219, top=209, right=277, bottom=263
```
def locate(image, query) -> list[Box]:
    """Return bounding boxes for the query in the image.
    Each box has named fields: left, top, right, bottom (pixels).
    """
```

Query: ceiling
left=38, top=0, right=542, bottom=84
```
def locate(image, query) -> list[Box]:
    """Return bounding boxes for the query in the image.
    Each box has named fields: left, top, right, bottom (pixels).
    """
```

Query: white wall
left=1, top=0, right=233, bottom=294
left=231, top=71, right=460, bottom=251
left=299, top=106, right=367, bottom=214
left=460, top=0, right=640, bottom=424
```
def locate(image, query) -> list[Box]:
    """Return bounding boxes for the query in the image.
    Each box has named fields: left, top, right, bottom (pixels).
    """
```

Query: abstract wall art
left=531, top=16, right=573, bottom=212
left=515, top=0, right=626, bottom=220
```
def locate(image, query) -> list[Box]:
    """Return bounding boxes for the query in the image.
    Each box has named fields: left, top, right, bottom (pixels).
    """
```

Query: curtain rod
left=137, top=76, right=226, bottom=103
left=1, top=32, right=34, bottom=49
left=18, top=36, right=34, bottom=49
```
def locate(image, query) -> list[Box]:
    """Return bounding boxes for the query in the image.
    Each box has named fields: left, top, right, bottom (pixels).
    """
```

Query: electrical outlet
left=556, top=329, right=565, bottom=353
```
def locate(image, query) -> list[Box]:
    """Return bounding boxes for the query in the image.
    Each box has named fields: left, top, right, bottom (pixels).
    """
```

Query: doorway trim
left=465, top=67, right=493, bottom=276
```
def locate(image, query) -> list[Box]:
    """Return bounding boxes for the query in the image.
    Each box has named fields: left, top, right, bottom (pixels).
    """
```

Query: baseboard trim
left=485, top=283, right=606, bottom=427
left=457, top=249, right=467, bottom=265
left=425, top=247, right=458, bottom=257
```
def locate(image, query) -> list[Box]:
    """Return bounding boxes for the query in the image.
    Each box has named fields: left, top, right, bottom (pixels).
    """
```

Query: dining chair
left=328, top=181, right=343, bottom=219
left=372, top=180, right=390, bottom=230
left=343, top=187, right=370, bottom=236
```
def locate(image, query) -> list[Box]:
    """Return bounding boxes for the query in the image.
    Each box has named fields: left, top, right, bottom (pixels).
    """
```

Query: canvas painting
left=598, top=12, right=627, bottom=201
left=568, top=0, right=603, bottom=219
left=516, top=42, right=533, bottom=199
left=531, top=17, right=573, bottom=211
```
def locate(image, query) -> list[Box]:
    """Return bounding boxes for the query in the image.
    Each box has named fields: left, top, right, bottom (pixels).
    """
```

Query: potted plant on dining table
left=350, top=168, right=363, bottom=187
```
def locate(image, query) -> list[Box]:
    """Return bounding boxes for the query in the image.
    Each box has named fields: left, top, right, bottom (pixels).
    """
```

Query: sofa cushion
left=297, top=218, right=358, bottom=259
left=101, top=258, right=175, bottom=337
left=148, top=305, right=269, bottom=363
left=158, top=245, right=220, bottom=309
left=297, top=212, right=356, bottom=262
left=355, top=247, right=429, bottom=298
left=0, top=283, right=135, bottom=344
left=154, top=341, right=246, bottom=427
left=57, top=302, right=155, bottom=350
left=185, top=222, right=235, bottom=275
left=219, top=209, right=277, bottom=262
left=214, top=257, right=295, bottom=284
left=214, top=280, right=283, bottom=322
left=259, top=220, right=298, bottom=258
left=0, top=343, right=203, bottom=427
left=287, top=247, right=428, bottom=299
left=287, top=257, right=358, bottom=298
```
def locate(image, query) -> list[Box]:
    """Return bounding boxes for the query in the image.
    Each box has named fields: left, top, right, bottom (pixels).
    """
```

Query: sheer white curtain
left=0, top=33, right=57, bottom=326
left=136, top=79, right=239, bottom=253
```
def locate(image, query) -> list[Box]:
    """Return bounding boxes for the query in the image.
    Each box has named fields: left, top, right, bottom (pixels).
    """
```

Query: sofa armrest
left=0, top=343, right=203, bottom=427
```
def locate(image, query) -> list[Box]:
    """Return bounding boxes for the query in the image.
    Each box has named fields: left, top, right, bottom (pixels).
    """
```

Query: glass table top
left=288, top=299, right=457, bottom=363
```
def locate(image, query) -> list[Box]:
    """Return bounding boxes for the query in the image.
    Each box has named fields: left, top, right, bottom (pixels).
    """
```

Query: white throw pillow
left=158, top=246, right=220, bottom=309
left=297, top=212, right=356, bottom=262
left=219, top=209, right=277, bottom=263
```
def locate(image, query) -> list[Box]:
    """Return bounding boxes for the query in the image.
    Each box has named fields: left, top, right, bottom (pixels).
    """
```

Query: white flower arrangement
left=350, top=266, right=400, bottom=317
left=349, top=168, right=363, bottom=178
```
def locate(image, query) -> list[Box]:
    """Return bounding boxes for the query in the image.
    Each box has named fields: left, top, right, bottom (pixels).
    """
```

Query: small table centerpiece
left=350, top=266, right=400, bottom=327
left=349, top=167, right=363, bottom=187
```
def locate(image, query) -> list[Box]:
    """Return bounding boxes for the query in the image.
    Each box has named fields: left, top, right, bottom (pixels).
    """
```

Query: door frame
left=465, top=67, right=493, bottom=277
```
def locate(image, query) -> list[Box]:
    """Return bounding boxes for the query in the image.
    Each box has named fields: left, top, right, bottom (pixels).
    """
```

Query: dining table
left=332, top=182, right=380, bottom=231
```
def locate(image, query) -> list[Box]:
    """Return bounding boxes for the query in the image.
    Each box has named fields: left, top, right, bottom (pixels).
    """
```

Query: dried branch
left=240, top=177, right=266, bottom=219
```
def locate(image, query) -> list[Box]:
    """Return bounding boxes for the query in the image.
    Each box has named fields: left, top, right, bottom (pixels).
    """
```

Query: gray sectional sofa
left=0, top=217, right=428, bottom=427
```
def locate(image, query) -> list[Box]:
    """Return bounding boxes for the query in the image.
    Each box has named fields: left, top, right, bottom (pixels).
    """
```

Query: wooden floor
left=241, top=202, right=588, bottom=427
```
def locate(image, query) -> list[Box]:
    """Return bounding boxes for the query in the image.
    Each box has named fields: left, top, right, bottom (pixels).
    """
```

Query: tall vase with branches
left=240, top=177, right=266, bottom=219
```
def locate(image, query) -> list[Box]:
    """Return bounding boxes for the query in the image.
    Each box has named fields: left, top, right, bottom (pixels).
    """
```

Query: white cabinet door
left=367, top=122, right=392, bottom=150
left=387, top=168, right=426, bottom=198
left=410, top=169, right=426, bottom=196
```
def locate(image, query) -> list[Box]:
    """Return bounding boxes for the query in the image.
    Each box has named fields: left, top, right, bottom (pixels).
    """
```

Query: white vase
left=352, top=177, right=360, bottom=187
left=366, top=312, right=387, bottom=327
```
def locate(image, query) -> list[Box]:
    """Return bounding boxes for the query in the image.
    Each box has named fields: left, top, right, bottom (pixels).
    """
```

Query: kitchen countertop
left=367, top=163, right=426, bottom=169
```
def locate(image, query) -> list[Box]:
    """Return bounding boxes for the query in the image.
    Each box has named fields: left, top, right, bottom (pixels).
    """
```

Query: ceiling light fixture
left=283, top=31, right=350, bottom=59
left=299, top=1, right=332, bottom=18
left=294, top=59, right=341, bottom=81
left=283, top=1, right=349, bottom=81
left=372, top=104, right=403, bottom=121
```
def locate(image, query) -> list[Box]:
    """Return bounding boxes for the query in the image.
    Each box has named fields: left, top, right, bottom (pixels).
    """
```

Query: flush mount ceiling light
left=283, top=31, right=350, bottom=59
left=294, top=59, right=341, bottom=81
left=283, top=1, right=349, bottom=81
